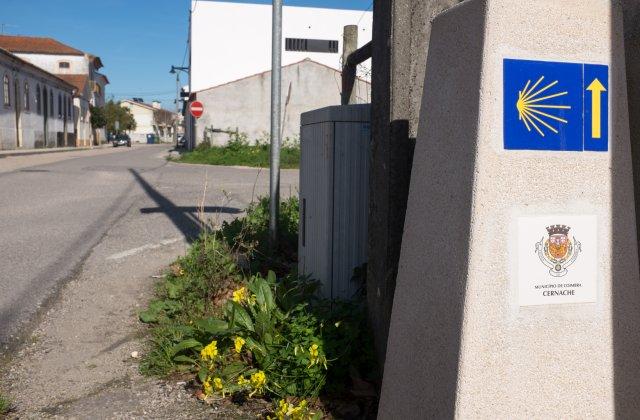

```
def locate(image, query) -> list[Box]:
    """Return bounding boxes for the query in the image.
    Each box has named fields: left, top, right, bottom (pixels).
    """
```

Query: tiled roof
left=0, top=35, right=84, bottom=56
left=57, top=74, right=88, bottom=93
left=121, top=99, right=177, bottom=119
left=121, top=99, right=156, bottom=111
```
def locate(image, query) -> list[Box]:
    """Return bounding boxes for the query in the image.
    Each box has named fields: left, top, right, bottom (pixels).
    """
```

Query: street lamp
left=169, top=66, right=189, bottom=114
left=169, top=66, right=189, bottom=147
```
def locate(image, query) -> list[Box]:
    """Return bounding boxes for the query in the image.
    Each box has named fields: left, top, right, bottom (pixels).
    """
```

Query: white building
left=0, top=35, right=109, bottom=146
left=0, top=48, right=75, bottom=150
left=120, top=99, right=178, bottom=143
left=195, top=58, right=370, bottom=145
left=191, top=1, right=372, bottom=91
left=187, top=0, right=373, bottom=145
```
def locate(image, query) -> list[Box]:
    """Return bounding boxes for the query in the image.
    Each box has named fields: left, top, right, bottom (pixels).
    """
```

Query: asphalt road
left=0, top=145, right=298, bottom=348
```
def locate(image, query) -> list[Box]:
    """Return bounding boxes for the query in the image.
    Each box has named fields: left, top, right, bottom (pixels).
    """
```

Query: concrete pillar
left=623, top=0, right=640, bottom=276
left=341, top=25, right=359, bottom=105
left=379, top=0, right=640, bottom=417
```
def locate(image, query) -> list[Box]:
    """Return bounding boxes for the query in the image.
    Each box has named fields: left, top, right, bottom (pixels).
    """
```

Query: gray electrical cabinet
left=298, top=104, right=370, bottom=300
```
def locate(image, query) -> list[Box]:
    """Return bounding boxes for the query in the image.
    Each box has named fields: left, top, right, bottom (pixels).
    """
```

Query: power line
left=357, top=2, right=373, bottom=26
left=181, top=0, right=195, bottom=68
left=109, top=90, right=176, bottom=96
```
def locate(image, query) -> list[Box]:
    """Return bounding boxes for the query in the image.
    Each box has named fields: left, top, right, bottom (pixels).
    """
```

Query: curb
left=0, top=145, right=111, bottom=159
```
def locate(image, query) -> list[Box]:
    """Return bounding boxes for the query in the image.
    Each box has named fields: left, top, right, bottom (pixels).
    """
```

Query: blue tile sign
left=504, top=58, right=609, bottom=152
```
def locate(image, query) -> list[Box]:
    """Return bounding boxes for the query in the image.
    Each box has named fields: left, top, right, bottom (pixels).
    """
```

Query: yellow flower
left=200, top=340, right=218, bottom=361
left=309, top=343, right=319, bottom=366
left=213, top=377, right=223, bottom=391
left=274, top=399, right=291, bottom=420
left=203, top=378, right=213, bottom=396
left=249, top=370, right=267, bottom=396
left=237, top=375, right=249, bottom=386
left=232, top=287, right=247, bottom=303
left=272, top=399, right=310, bottom=420
left=247, top=293, right=257, bottom=306
left=234, top=336, right=246, bottom=353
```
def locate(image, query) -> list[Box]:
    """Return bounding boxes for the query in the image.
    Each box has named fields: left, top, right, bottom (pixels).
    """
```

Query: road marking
left=107, top=238, right=183, bottom=260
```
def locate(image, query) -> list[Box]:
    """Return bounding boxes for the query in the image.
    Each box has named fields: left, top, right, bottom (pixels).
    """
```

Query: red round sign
left=189, top=101, right=204, bottom=118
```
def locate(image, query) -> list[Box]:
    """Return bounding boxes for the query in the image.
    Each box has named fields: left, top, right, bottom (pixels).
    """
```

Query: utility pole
left=174, top=72, right=180, bottom=146
left=170, top=65, right=189, bottom=147
left=0, top=24, right=17, bottom=35
left=341, top=25, right=359, bottom=105
left=269, top=0, right=283, bottom=248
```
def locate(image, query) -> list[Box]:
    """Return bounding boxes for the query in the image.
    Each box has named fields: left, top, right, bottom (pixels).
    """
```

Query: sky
left=2, top=0, right=372, bottom=110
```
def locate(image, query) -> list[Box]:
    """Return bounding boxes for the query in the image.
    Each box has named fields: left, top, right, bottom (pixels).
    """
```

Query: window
left=35, top=83, right=40, bottom=115
left=3, top=75, right=9, bottom=106
left=58, top=94, right=62, bottom=118
left=49, top=91, right=54, bottom=117
left=285, top=38, right=339, bottom=53
left=24, top=82, right=30, bottom=111
left=67, top=97, right=72, bottom=118
left=58, top=61, right=70, bottom=69
left=36, top=84, right=41, bottom=114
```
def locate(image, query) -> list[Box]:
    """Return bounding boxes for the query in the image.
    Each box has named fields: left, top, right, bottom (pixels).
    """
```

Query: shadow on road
left=129, top=169, right=240, bottom=242
left=139, top=206, right=240, bottom=215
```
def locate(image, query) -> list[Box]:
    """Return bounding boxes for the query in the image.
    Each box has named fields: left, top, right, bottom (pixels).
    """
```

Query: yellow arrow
left=587, top=78, right=607, bottom=139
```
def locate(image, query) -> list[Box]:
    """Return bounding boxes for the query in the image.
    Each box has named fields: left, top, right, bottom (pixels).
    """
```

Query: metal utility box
left=298, top=104, right=370, bottom=300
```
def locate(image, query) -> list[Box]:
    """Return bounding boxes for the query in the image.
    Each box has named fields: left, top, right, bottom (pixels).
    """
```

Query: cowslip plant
left=187, top=271, right=328, bottom=399
left=268, top=399, right=321, bottom=420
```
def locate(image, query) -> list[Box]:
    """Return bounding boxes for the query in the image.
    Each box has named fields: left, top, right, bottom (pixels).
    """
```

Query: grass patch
left=174, top=133, right=300, bottom=169
left=0, top=392, right=11, bottom=415
left=139, top=196, right=377, bottom=414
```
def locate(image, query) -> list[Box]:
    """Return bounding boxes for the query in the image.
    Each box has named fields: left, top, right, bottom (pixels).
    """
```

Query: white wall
left=0, top=56, right=75, bottom=150
left=190, top=1, right=373, bottom=91
left=12, top=53, right=88, bottom=76
left=120, top=101, right=155, bottom=143
left=195, top=59, right=370, bottom=145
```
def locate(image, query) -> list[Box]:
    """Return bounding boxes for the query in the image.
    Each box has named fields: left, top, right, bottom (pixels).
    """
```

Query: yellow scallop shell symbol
left=516, top=76, right=571, bottom=137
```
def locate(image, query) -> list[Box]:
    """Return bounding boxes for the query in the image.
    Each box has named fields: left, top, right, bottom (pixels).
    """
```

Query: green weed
left=139, top=196, right=377, bottom=402
left=0, top=392, right=11, bottom=415
left=173, top=133, right=300, bottom=169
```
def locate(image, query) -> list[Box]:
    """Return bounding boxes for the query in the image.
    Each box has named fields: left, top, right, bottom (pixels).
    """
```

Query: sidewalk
left=0, top=145, right=139, bottom=175
left=0, top=145, right=109, bottom=158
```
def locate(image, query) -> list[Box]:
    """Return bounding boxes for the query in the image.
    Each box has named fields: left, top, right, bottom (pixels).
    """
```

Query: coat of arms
left=535, top=224, right=581, bottom=277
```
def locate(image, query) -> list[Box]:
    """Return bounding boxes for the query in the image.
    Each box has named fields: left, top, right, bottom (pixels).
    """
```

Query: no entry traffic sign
left=190, top=101, right=204, bottom=118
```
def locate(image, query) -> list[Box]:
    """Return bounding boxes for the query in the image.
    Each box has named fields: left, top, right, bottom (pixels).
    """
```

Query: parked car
left=113, top=133, right=131, bottom=147
left=177, top=134, right=186, bottom=148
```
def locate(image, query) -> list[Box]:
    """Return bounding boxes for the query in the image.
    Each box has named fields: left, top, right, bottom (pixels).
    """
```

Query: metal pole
left=175, top=73, right=180, bottom=114
left=188, top=8, right=195, bottom=151
left=269, top=0, right=282, bottom=248
left=174, top=72, right=180, bottom=146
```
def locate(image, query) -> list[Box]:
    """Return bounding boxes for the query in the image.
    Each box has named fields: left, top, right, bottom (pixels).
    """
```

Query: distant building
left=120, top=99, right=178, bottom=143
left=194, top=58, right=370, bottom=145
left=0, top=47, right=75, bottom=150
left=0, top=35, right=109, bottom=146
left=186, top=1, right=373, bottom=145
left=190, top=1, right=372, bottom=91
